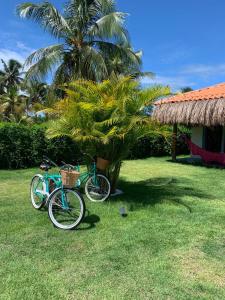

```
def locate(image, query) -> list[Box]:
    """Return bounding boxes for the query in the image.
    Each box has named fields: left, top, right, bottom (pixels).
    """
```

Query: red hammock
left=185, top=138, right=225, bottom=165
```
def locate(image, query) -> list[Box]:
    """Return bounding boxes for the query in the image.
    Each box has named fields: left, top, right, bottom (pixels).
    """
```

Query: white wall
left=191, top=127, right=203, bottom=147
left=191, top=127, right=203, bottom=158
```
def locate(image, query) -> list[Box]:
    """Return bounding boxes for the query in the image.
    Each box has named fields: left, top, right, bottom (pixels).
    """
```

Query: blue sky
left=1, top=0, right=225, bottom=90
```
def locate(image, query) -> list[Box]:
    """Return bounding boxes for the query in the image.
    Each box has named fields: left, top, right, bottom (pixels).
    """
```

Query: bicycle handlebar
left=42, top=153, right=95, bottom=169
left=61, top=161, right=75, bottom=169
left=43, top=156, right=58, bottom=167
left=82, top=152, right=95, bottom=162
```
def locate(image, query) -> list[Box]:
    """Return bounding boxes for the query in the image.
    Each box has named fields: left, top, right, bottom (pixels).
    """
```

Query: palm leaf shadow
left=116, top=176, right=212, bottom=213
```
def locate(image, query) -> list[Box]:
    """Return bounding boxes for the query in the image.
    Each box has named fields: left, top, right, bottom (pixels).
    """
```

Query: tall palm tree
left=0, top=59, right=23, bottom=93
left=17, top=0, right=143, bottom=84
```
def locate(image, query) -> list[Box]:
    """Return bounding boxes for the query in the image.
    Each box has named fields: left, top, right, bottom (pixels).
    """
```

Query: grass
left=1, top=157, right=225, bottom=299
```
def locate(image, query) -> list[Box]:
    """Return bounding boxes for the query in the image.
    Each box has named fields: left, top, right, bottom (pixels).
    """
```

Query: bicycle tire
left=48, top=188, right=85, bottom=230
left=30, top=174, right=47, bottom=210
left=85, top=174, right=111, bottom=202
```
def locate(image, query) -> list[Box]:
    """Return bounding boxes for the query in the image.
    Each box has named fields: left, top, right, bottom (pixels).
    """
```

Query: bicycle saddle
left=40, top=162, right=51, bottom=171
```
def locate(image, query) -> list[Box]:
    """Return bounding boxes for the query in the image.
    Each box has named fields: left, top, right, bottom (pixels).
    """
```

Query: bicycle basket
left=96, top=157, right=110, bottom=171
left=60, top=170, right=80, bottom=188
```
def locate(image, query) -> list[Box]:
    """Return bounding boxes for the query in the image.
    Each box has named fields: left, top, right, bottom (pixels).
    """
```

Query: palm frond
left=80, top=45, right=108, bottom=81
left=95, top=0, right=115, bottom=14
left=24, top=45, right=63, bottom=81
left=17, top=2, right=71, bottom=38
left=88, top=12, right=130, bottom=46
left=24, top=45, right=64, bottom=66
left=139, top=85, right=171, bottom=106
left=1, top=59, right=9, bottom=73
left=97, top=41, right=141, bottom=70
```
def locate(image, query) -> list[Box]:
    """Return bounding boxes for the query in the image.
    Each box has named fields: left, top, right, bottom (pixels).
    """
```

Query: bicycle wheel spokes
left=48, top=188, right=85, bottom=230
left=85, top=174, right=110, bottom=202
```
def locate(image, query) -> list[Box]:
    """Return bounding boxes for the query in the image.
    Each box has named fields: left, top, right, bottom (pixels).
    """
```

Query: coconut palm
left=0, top=59, right=23, bottom=93
left=0, top=86, right=28, bottom=122
left=24, top=81, right=59, bottom=117
left=24, top=81, right=49, bottom=108
left=46, top=77, right=171, bottom=191
left=17, top=0, right=143, bottom=84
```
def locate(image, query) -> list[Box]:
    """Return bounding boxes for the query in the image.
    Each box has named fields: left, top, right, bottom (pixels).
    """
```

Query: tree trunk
left=108, top=160, right=122, bottom=194
left=172, top=123, right=177, bottom=162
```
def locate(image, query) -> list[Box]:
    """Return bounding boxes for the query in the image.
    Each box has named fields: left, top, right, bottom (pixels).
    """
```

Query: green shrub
left=0, top=123, right=190, bottom=169
left=0, top=123, right=81, bottom=169
left=129, top=128, right=190, bottom=159
left=45, top=136, right=82, bottom=164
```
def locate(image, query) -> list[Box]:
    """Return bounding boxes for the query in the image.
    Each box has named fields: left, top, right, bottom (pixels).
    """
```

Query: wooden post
left=172, top=123, right=177, bottom=161
left=221, top=126, right=225, bottom=153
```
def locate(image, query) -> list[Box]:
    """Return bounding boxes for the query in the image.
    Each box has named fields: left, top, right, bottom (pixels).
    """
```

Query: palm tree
left=181, top=87, right=193, bottom=93
left=17, top=0, right=143, bottom=84
left=24, top=81, right=59, bottom=117
left=25, top=81, right=49, bottom=107
left=0, top=59, right=23, bottom=93
left=0, top=86, right=28, bottom=122
left=46, top=77, right=171, bottom=191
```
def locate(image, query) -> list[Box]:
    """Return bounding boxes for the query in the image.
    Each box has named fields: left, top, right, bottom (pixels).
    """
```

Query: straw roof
left=153, top=83, right=225, bottom=126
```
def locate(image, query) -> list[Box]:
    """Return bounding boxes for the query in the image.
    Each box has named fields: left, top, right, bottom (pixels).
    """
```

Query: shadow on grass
left=78, top=211, right=100, bottom=231
left=170, top=157, right=225, bottom=170
left=116, top=177, right=212, bottom=213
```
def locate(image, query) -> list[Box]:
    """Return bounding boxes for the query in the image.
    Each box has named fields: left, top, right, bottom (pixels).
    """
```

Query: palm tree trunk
left=108, top=160, right=122, bottom=194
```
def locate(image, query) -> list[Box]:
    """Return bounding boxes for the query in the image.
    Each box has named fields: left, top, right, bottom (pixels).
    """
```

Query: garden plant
left=45, top=76, right=171, bottom=191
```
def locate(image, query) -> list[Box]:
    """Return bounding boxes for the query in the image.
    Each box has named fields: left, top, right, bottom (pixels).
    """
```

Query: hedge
left=129, top=133, right=190, bottom=159
left=0, top=123, right=190, bottom=169
left=0, top=123, right=81, bottom=169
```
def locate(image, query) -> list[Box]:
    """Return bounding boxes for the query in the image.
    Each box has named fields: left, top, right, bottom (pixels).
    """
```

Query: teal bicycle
left=30, top=157, right=85, bottom=230
left=63, top=153, right=111, bottom=202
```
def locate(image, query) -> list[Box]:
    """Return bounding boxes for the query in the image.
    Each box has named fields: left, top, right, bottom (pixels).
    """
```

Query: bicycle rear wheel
left=85, top=174, right=111, bottom=202
left=30, top=175, right=46, bottom=210
left=48, top=188, right=85, bottom=230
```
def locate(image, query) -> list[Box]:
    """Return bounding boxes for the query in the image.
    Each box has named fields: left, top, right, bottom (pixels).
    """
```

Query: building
left=153, top=82, right=225, bottom=164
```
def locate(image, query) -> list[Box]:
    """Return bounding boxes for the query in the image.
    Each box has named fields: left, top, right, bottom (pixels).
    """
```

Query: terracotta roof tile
left=156, top=82, right=225, bottom=105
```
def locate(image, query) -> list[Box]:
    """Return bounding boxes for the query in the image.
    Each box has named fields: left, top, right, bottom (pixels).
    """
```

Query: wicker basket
left=96, top=157, right=110, bottom=171
left=61, top=170, right=80, bottom=188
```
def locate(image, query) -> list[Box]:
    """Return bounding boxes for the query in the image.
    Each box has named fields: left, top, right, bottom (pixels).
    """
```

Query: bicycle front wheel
left=85, top=174, right=111, bottom=202
left=48, top=188, right=85, bottom=230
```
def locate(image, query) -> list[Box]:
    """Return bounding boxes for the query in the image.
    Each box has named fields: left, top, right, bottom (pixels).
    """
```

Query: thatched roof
left=153, top=83, right=225, bottom=126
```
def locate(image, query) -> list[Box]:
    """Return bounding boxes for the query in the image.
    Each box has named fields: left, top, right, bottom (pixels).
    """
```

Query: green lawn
left=1, top=157, right=225, bottom=299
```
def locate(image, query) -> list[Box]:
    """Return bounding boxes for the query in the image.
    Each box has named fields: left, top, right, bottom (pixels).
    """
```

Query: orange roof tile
left=156, top=82, right=225, bottom=105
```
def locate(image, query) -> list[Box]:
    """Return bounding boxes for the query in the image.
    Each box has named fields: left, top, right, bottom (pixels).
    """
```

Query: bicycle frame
left=75, top=161, right=99, bottom=187
left=42, top=172, right=62, bottom=196
left=35, top=172, right=72, bottom=210
left=33, top=171, right=69, bottom=206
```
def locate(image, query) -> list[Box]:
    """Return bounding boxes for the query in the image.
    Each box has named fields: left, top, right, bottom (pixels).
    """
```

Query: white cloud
left=0, top=42, right=35, bottom=70
left=142, top=62, right=225, bottom=91
left=0, top=49, right=27, bottom=65
left=180, top=63, right=225, bottom=78
left=141, top=75, right=196, bottom=91
left=16, top=42, right=34, bottom=53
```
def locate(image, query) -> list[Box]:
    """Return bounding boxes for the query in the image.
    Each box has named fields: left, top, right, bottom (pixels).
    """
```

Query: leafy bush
left=129, top=128, right=190, bottom=159
left=45, top=136, right=82, bottom=164
left=0, top=123, right=80, bottom=169
left=0, top=123, right=190, bottom=169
